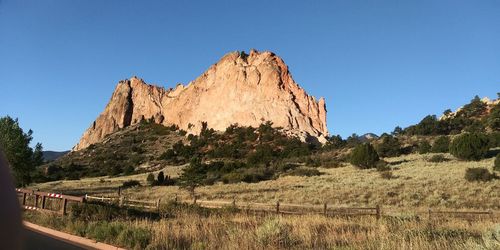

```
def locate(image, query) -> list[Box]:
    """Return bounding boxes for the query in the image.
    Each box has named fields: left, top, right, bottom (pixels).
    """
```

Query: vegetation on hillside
left=403, top=95, right=499, bottom=136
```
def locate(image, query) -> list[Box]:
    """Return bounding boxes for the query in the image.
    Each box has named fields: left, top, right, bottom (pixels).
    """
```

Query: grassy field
left=23, top=204, right=500, bottom=250
left=31, top=153, right=499, bottom=211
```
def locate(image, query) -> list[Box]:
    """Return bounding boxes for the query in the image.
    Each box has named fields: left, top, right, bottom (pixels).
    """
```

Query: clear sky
left=1, top=1, right=499, bottom=151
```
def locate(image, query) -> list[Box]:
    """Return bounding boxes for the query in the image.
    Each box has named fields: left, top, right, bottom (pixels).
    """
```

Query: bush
left=427, top=154, right=448, bottom=163
left=465, top=168, right=497, bottom=182
left=431, top=136, right=450, bottom=153
left=450, top=133, right=489, bottom=161
left=157, top=171, right=165, bottom=184
left=376, top=135, right=402, bottom=157
left=494, top=153, right=500, bottom=172
left=146, top=173, right=155, bottom=186
left=418, top=141, right=432, bottom=154
left=256, top=218, right=296, bottom=247
left=285, top=167, right=321, bottom=177
left=380, top=171, right=395, bottom=179
left=350, top=143, right=380, bottom=169
left=121, top=180, right=140, bottom=189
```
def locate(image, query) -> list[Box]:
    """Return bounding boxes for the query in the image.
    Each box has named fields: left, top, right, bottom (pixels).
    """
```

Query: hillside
left=39, top=122, right=187, bottom=181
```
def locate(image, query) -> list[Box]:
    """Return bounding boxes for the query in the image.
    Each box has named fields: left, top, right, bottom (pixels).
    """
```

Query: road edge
left=23, top=221, right=125, bottom=250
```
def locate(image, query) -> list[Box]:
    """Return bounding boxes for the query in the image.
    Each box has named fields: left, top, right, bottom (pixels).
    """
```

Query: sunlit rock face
left=74, top=50, right=328, bottom=150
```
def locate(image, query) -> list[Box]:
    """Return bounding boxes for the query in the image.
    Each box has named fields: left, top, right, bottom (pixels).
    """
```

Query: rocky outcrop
left=73, top=50, right=328, bottom=150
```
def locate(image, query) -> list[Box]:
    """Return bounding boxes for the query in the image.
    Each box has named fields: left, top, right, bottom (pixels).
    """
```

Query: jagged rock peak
left=73, top=50, right=329, bottom=150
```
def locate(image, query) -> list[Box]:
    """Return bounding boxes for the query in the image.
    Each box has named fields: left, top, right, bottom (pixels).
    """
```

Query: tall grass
left=23, top=209, right=499, bottom=250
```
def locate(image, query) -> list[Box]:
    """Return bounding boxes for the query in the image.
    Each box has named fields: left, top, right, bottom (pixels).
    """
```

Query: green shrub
left=121, top=180, right=140, bottom=189
left=427, top=154, right=448, bottom=163
left=256, top=218, right=297, bottom=248
left=450, top=133, right=489, bottom=161
left=376, top=135, right=402, bottom=157
left=380, top=171, right=395, bottom=179
left=157, top=171, right=165, bottom=184
left=418, top=141, right=432, bottom=154
left=350, top=143, right=380, bottom=169
left=116, top=227, right=152, bottom=249
left=285, top=167, right=321, bottom=177
left=494, top=153, right=500, bottom=172
left=431, top=136, right=450, bottom=153
left=146, top=173, right=155, bottom=186
left=375, top=161, right=390, bottom=171
left=464, top=167, right=497, bottom=182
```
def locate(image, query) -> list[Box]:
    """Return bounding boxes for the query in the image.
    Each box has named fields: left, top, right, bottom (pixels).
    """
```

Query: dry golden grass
left=24, top=209, right=500, bottom=250
left=32, top=153, right=499, bottom=211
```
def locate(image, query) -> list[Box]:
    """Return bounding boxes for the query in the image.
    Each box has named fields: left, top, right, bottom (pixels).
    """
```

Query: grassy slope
left=31, top=153, right=499, bottom=210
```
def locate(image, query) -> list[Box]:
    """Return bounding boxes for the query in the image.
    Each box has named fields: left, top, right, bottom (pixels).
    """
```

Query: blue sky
left=1, top=1, right=499, bottom=151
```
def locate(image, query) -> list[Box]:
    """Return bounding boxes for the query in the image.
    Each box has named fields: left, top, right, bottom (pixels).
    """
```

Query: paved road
left=23, top=227, right=88, bottom=250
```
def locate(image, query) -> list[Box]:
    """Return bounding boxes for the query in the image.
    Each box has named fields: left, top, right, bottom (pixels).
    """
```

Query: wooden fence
left=16, top=189, right=498, bottom=221
left=84, top=195, right=161, bottom=210
left=16, top=188, right=84, bottom=215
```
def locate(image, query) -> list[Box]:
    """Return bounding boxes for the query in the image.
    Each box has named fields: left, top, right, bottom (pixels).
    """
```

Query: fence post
left=23, top=193, right=27, bottom=206
left=156, top=199, right=161, bottom=211
left=323, top=203, right=327, bottom=216
left=376, top=205, right=381, bottom=220
left=42, top=196, right=46, bottom=209
left=61, top=198, right=68, bottom=215
left=118, top=187, right=121, bottom=196
left=428, top=208, right=432, bottom=220
left=276, top=201, right=280, bottom=214
left=34, top=194, right=39, bottom=208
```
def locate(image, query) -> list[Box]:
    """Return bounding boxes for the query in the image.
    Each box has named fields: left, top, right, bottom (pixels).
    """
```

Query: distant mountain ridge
left=42, top=151, right=69, bottom=162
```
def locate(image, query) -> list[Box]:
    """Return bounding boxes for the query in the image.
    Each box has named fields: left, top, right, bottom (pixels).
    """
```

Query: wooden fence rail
left=16, top=188, right=84, bottom=215
left=16, top=189, right=498, bottom=222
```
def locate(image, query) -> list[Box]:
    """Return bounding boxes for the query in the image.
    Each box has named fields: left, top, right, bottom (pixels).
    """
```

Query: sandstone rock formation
left=74, top=50, right=328, bottom=150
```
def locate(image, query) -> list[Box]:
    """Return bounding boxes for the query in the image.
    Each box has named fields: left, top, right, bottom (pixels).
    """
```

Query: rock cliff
left=74, top=50, right=328, bottom=150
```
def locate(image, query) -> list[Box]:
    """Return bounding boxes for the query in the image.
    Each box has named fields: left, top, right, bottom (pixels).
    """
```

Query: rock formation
left=74, top=50, right=328, bottom=150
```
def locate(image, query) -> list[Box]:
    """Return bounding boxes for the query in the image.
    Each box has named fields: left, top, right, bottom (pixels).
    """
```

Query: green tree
left=157, top=171, right=165, bottom=184
left=0, top=116, right=40, bottom=186
left=178, top=157, right=207, bottom=198
left=32, top=142, right=44, bottom=166
left=431, top=136, right=450, bottom=153
left=449, top=133, right=489, bottom=161
left=391, top=126, right=403, bottom=136
left=350, top=143, right=380, bottom=169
